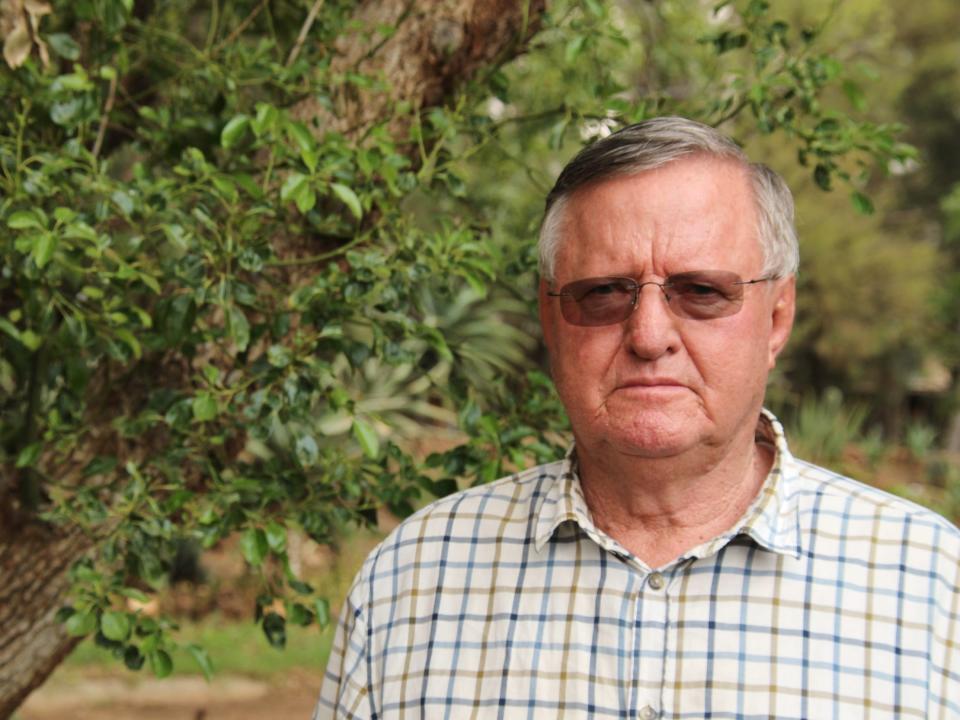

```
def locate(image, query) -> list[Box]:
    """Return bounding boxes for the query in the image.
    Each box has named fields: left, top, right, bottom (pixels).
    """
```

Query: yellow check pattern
left=314, top=412, right=960, bottom=719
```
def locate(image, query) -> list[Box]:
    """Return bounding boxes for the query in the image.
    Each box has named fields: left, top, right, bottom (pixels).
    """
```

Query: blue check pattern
left=314, top=412, right=960, bottom=718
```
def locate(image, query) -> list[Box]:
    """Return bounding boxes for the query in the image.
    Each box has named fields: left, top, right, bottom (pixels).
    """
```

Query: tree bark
left=0, top=522, right=91, bottom=719
left=0, top=0, right=544, bottom=716
left=294, top=0, right=545, bottom=137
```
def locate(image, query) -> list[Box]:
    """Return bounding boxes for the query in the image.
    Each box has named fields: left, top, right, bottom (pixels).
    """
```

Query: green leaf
left=251, top=103, right=278, bottom=136
left=192, top=393, right=218, bottom=422
left=117, top=586, right=150, bottom=602
left=265, top=521, right=287, bottom=553
left=227, top=305, right=250, bottom=352
left=47, top=33, right=81, bottom=60
left=187, top=644, right=214, bottom=682
left=132, top=306, right=153, bottom=328
left=280, top=172, right=308, bottom=203
left=65, top=610, right=97, bottom=637
left=548, top=117, right=570, bottom=151
left=842, top=80, right=866, bottom=112
left=565, top=35, right=587, bottom=64
left=295, top=434, right=319, bottom=467
left=301, top=147, right=319, bottom=173
left=148, top=649, right=173, bottom=679
left=212, top=175, right=239, bottom=204
left=82, top=455, right=117, bottom=477
left=114, top=328, right=142, bottom=360
left=267, top=345, right=292, bottom=368
left=100, top=611, right=131, bottom=642
left=314, top=598, right=330, bottom=628
left=240, top=527, right=269, bottom=566
left=287, top=601, right=312, bottom=626
left=124, top=645, right=145, bottom=671
left=711, top=31, right=748, bottom=54
left=288, top=578, right=313, bottom=595
left=331, top=183, right=363, bottom=221
left=51, top=71, right=94, bottom=93
left=352, top=417, right=380, bottom=459
left=813, top=164, right=832, bottom=191
left=0, top=319, right=19, bottom=342
left=281, top=173, right=315, bottom=213
left=7, top=210, right=44, bottom=230
left=234, top=173, right=263, bottom=199
left=18, top=330, right=41, bottom=351
left=851, top=191, right=874, bottom=215
left=112, top=190, right=135, bottom=217
left=814, top=118, right=840, bottom=135
left=221, top=114, right=250, bottom=148
left=50, top=98, right=85, bottom=126
left=33, top=234, right=57, bottom=268
left=138, top=271, right=161, bottom=294
left=15, top=442, right=42, bottom=468
left=286, top=121, right=316, bottom=154
left=261, top=612, right=286, bottom=648
left=295, top=184, right=316, bottom=214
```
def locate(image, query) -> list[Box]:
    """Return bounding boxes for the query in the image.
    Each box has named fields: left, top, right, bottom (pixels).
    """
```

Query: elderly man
left=315, top=117, right=960, bottom=718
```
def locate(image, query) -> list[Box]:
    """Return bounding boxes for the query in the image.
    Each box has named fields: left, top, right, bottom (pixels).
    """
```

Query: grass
left=63, top=615, right=335, bottom=680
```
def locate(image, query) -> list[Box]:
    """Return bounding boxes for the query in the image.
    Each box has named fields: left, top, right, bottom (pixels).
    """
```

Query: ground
left=17, top=668, right=323, bottom=720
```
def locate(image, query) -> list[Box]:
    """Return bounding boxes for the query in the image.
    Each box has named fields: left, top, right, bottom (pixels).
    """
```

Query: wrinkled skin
left=539, top=155, right=796, bottom=473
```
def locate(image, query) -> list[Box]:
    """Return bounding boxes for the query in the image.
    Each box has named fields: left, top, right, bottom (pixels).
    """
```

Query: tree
left=0, top=0, right=914, bottom=715
left=0, top=0, right=549, bottom=713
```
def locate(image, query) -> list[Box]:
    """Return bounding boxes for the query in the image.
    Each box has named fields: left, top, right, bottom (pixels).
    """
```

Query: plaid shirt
left=314, top=412, right=960, bottom=719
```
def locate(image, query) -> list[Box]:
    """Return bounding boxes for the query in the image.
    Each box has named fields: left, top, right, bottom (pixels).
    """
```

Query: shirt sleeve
left=312, top=586, right=372, bottom=720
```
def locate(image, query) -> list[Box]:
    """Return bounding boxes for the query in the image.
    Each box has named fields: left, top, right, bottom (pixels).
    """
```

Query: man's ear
left=767, top=275, right=796, bottom=369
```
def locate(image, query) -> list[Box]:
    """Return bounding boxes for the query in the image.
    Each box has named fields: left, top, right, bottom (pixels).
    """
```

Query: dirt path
left=16, top=668, right=323, bottom=720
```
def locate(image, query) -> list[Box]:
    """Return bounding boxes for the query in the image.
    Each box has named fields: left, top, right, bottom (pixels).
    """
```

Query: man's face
left=539, top=155, right=795, bottom=462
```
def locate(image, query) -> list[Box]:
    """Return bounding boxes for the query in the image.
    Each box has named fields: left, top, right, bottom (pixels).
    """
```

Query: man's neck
left=574, top=428, right=773, bottom=569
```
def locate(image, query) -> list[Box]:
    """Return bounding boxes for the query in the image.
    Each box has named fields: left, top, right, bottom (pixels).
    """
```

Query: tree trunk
left=0, top=522, right=91, bottom=719
left=0, top=0, right=544, bottom=716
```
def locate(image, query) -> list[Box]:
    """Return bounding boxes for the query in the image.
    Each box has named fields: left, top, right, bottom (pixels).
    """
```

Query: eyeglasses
left=546, top=271, right=777, bottom=327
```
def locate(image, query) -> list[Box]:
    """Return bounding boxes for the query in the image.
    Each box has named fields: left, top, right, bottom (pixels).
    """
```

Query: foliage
left=784, top=387, right=867, bottom=465
left=904, top=420, right=938, bottom=462
left=0, top=0, right=931, bottom=679
left=856, top=425, right=888, bottom=471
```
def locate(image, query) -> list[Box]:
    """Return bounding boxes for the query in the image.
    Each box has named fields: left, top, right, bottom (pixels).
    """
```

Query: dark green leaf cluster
left=0, top=0, right=566, bottom=675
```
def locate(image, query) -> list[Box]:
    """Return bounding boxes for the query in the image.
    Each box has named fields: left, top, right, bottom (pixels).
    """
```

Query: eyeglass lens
left=555, top=271, right=749, bottom=326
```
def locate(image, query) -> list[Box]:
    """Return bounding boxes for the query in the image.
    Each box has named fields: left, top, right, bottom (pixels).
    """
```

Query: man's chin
left=595, top=415, right=706, bottom=460
left=611, top=431, right=701, bottom=459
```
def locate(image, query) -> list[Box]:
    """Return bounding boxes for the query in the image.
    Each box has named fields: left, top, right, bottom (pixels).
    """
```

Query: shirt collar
left=533, top=409, right=803, bottom=561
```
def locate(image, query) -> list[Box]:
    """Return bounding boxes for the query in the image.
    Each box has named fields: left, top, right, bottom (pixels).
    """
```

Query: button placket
left=634, top=570, right=668, bottom=720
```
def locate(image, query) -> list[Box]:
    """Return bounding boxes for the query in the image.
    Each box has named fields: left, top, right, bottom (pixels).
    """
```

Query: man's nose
left=623, top=283, right=681, bottom=360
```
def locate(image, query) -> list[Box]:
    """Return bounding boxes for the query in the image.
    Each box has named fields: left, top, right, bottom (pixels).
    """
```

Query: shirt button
left=648, top=572, right=665, bottom=590
left=639, top=705, right=659, bottom=720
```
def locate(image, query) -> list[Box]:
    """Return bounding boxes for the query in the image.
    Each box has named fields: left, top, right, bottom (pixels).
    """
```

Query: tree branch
left=286, top=0, right=326, bottom=68
left=215, top=0, right=270, bottom=51
left=91, top=73, right=118, bottom=160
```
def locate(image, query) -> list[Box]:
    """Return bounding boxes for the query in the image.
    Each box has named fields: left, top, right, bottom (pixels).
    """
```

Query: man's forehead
left=548, top=170, right=762, bottom=284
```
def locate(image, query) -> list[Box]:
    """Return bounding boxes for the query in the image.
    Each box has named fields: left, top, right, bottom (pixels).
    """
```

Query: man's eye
left=585, top=283, right=619, bottom=296
left=675, top=282, right=725, bottom=299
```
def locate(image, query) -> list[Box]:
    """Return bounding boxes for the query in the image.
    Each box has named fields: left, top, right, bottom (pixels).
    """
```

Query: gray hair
left=538, top=116, right=799, bottom=282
